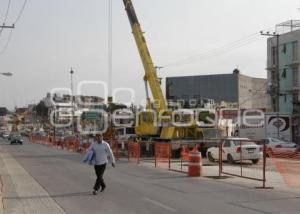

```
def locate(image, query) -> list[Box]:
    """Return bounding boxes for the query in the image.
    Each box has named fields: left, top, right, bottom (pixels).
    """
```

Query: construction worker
left=89, top=134, right=115, bottom=195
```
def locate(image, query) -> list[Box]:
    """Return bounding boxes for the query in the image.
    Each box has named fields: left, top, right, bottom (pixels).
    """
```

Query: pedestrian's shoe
left=100, top=185, right=106, bottom=192
left=92, top=190, right=98, bottom=195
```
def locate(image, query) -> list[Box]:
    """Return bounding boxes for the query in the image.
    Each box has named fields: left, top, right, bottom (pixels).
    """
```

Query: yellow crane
left=123, top=0, right=203, bottom=140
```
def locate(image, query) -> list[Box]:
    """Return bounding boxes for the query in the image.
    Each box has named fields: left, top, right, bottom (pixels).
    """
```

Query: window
left=293, top=67, right=298, bottom=87
left=292, top=41, right=298, bottom=61
left=281, top=69, right=286, bottom=79
left=271, top=138, right=281, bottom=143
left=282, top=44, right=287, bottom=54
left=233, top=141, right=256, bottom=146
left=272, top=98, right=276, bottom=110
left=284, top=94, right=287, bottom=103
left=223, top=140, right=231, bottom=147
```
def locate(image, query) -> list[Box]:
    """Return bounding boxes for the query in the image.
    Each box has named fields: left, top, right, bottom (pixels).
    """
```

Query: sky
left=0, top=0, right=300, bottom=110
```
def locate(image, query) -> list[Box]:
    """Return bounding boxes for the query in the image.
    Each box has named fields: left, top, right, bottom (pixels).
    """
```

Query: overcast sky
left=0, top=0, right=300, bottom=110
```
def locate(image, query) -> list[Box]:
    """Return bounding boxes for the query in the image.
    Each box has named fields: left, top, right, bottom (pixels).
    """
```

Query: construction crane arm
left=123, top=0, right=167, bottom=112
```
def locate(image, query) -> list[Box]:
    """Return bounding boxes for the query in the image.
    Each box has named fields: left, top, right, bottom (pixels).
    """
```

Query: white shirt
left=90, top=141, right=115, bottom=165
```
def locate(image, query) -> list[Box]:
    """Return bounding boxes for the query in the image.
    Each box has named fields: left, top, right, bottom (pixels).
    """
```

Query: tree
left=34, top=101, right=49, bottom=118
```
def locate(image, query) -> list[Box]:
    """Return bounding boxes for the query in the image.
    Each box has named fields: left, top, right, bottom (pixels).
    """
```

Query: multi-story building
left=267, top=20, right=300, bottom=114
left=266, top=20, right=300, bottom=143
left=166, top=69, right=267, bottom=109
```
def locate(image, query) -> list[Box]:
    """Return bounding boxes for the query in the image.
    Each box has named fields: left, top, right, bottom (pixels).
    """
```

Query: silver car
left=262, top=138, right=299, bottom=156
left=262, top=138, right=297, bottom=149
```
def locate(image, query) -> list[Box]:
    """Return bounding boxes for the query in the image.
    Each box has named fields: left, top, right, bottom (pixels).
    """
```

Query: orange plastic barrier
left=128, top=142, right=140, bottom=163
left=69, top=140, right=80, bottom=152
left=181, top=146, right=189, bottom=161
left=109, top=140, right=120, bottom=160
left=188, top=151, right=202, bottom=177
left=155, top=143, right=170, bottom=160
left=155, top=143, right=171, bottom=169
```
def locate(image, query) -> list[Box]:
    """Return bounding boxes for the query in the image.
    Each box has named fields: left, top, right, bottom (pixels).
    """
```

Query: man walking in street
left=89, top=134, right=115, bottom=195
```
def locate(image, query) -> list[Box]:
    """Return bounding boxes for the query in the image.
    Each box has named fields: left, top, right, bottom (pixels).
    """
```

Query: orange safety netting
left=270, top=148, right=300, bottom=187
left=128, top=142, right=140, bottom=162
left=155, top=143, right=170, bottom=168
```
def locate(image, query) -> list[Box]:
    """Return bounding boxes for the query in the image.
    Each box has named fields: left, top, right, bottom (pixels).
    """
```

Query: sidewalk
left=0, top=146, right=66, bottom=214
left=138, top=159, right=300, bottom=195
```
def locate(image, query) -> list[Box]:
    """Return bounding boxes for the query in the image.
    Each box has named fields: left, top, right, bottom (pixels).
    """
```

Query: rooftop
left=276, top=20, right=300, bottom=34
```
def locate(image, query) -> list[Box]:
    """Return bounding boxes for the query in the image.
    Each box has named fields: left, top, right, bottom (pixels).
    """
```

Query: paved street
left=1, top=139, right=300, bottom=214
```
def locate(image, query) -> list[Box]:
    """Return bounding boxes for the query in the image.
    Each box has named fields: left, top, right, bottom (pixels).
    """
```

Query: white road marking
left=143, top=197, right=177, bottom=212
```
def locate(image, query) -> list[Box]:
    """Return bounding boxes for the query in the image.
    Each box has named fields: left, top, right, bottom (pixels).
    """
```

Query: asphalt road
left=1, top=138, right=300, bottom=214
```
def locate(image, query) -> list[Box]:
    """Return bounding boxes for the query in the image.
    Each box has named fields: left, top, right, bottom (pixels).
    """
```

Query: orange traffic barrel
left=188, top=151, right=202, bottom=177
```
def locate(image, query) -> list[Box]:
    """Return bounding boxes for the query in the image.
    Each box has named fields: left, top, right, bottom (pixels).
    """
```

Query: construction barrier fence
left=29, top=135, right=300, bottom=187
left=128, top=141, right=140, bottom=163
left=30, top=135, right=90, bottom=154
left=219, top=140, right=267, bottom=188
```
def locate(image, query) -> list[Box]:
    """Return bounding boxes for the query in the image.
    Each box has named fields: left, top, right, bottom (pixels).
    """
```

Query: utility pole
left=261, top=31, right=280, bottom=138
left=107, top=0, right=113, bottom=104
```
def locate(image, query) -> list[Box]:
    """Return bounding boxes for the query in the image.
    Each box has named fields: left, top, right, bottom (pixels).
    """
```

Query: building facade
left=266, top=20, right=300, bottom=143
left=267, top=20, right=300, bottom=114
left=166, top=70, right=267, bottom=109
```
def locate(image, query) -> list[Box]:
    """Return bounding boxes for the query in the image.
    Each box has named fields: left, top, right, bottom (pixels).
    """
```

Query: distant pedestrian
left=89, top=134, right=115, bottom=195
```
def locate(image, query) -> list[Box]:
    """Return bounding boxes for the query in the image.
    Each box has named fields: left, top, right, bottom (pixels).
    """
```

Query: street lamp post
left=70, top=68, right=75, bottom=135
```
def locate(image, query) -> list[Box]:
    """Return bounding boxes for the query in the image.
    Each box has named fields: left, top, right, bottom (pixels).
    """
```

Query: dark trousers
left=93, top=164, right=106, bottom=191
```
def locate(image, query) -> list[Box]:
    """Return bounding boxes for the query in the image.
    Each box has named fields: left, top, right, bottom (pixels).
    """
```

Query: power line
left=162, top=26, right=275, bottom=68
left=0, top=28, right=13, bottom=55
left=14, top=0, right=28, bottom=24
left=0, top=0, right=28, bottom=55
left=0, top=0, right=12, bottom=37
left=192, top=37, right=263, bottom=60
left=3, top=0, right=12, bottom=23
left=163, top=34, right=263, bottom=68
left=162, top=33, right=260, bottom=67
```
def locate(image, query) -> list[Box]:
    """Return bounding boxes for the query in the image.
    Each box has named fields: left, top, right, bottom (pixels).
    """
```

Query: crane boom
left=123, top=0, right=167, bottom=112
left=122, top=0, right=204, bottom=140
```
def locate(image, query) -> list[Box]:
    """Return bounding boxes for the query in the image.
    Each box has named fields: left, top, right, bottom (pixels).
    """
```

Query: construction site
left=1, top=0, right=300, bottom=213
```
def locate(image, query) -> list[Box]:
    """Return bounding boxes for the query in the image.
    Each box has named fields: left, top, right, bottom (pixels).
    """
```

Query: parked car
left=262, top=138, right=297, bottom=148
left=2, top=133, right=9, bottom=139
left=206, top=138, right=262, bottom=164
left=10, top=134, right=23, bottom=145
left=260, top=138, right=299, bottom=156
